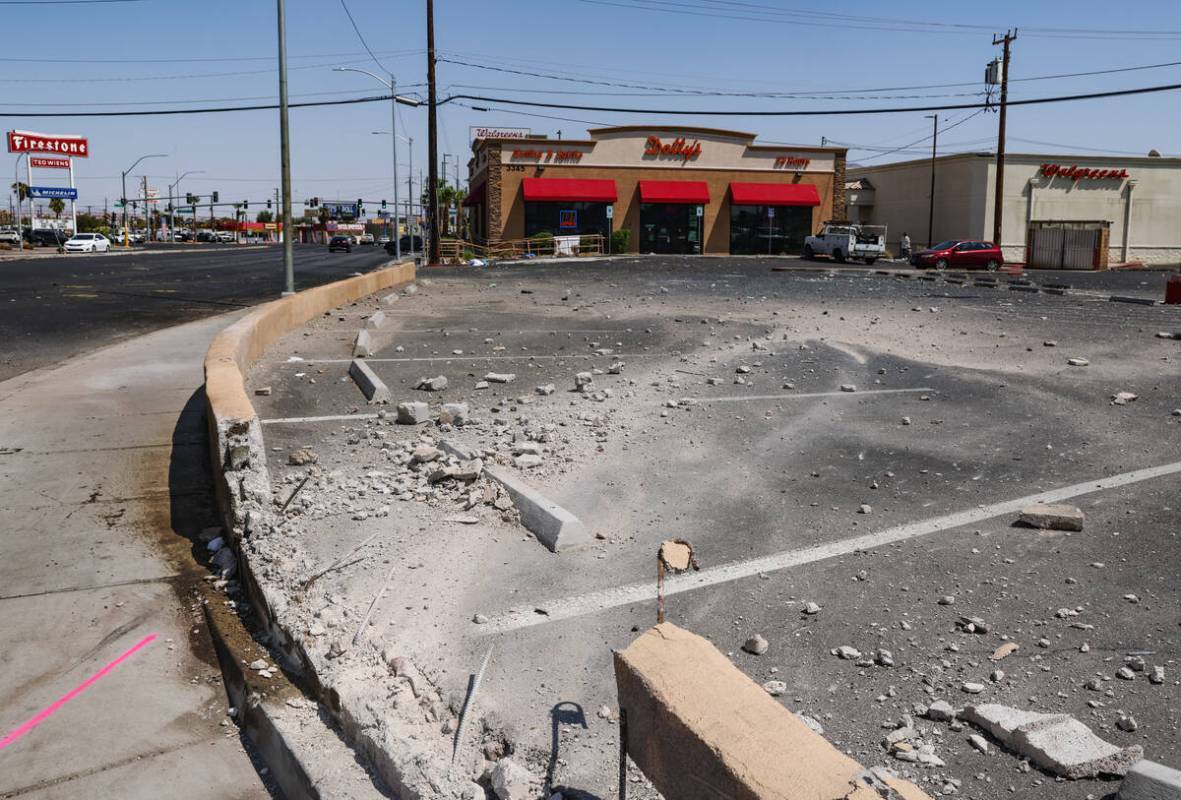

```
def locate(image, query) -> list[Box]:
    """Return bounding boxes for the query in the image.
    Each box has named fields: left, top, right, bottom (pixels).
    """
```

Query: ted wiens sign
left=7, top=129, right=90, bottom=157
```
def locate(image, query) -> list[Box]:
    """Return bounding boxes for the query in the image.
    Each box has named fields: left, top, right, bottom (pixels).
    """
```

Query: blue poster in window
left=559, top=209, right=578, bottom=229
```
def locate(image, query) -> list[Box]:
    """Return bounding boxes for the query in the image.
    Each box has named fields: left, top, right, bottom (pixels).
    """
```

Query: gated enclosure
left=1026, top=220, right=1110, bottom=270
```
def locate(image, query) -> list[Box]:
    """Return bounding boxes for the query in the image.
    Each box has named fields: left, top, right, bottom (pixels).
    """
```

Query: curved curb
left=201, top=260, right=416, bottom=798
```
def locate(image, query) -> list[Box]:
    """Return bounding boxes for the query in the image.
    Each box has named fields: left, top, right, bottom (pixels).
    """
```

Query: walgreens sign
left=7, top=129, right=89, bottom=157
left=1040, top=163, right=1128, bottom=181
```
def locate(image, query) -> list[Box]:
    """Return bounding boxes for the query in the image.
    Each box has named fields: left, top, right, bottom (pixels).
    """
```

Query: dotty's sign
left=7, top=129, right=89, bottom=157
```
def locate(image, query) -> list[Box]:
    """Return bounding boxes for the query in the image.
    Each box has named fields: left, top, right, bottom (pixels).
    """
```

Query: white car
left=0, top=229, right=20, bottom=245
left=64, top=233, right=112, bottom=253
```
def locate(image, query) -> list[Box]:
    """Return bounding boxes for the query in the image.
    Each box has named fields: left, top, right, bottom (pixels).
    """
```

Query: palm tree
left=11, top=182, right=29, bottom=202
left=49, top=198, right=65, bottom=220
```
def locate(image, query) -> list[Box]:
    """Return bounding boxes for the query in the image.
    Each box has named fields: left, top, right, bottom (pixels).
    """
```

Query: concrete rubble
left=1019, top=503, right=1085, bottom=531
left=962, top=703, right=1143, bottom=778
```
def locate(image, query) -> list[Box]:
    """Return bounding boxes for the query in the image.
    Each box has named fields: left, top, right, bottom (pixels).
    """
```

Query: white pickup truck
left=803, top=223, right=887, bottom=265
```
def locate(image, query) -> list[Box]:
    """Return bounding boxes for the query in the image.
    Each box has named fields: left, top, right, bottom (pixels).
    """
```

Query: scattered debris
left=1018, top=503, right=1084, bottom=531
left=742, top=634, right=769, bottom=655
left=1112, top=391, right=1139, bottom=405
left=396, top=401, right=431, bottom=424
left=287, top=447, right=316, bottom=466
left=1067, top=357, right=1090, bottom=367
left=990, top=642, right=1020, bottom=661
left=484, top=372, right=516, bottom=383
left=415, top=375, right=448, bottom=391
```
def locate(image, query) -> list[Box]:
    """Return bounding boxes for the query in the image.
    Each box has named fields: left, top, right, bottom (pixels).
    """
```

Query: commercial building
left=850, top=152, right=1181, bottom=267
left=465, top=126, right=847, bottom=255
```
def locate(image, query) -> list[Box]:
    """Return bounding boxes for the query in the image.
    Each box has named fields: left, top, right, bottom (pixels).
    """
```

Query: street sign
left=696, top=205, right=704, bottom=217
left=30, top=156, right=70, bottom=169
left=606, top=205, right=614, bottom=220
left=28, top=186, right=78, bottom=200
left=767, top=207, right=775, bottom=218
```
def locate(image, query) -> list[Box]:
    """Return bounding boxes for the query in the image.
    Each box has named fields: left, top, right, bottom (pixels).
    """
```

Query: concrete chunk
left=1019, top=503, right=1084, bottom=531
left=963, top=703, right=1142, bottom=779
left=348, top=359, right=390, bottom=404
left=353, top=329, right=373, bottom=358
left=484, top=372, right=516, bottom=383
left=365, top=309, right=386, bottom=329
left=1118, top=760, right=1181, bottom=800
left=614, top=623, right=932, bottom=800
left=395, top=401, right=430, bottom=424
left=484, top=466, right=589, bottom=552
left=415, top=375, right=448, bottom=391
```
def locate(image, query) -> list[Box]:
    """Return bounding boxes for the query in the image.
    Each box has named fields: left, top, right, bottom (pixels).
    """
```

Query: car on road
left=64, top=233, right=112, bottom=253
left=328, top=235, right=353, bottom=253
left=910, top=240, right=1003, bottom=271
left=384, top=235, right=423, bottom=256
left=215, top=231, right=235, bottom=243
left=24, top=229, right=67, bottom=247
left=358, top=233, right=375, bottom=245
left=0, top=229, right=20, bottom=246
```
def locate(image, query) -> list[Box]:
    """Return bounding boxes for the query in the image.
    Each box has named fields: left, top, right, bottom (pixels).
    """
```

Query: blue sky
left=4, top=0, right=1181, bottom=217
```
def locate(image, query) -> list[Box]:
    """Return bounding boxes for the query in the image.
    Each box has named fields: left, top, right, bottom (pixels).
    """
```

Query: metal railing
left=437, top=234, right=606, bottom=263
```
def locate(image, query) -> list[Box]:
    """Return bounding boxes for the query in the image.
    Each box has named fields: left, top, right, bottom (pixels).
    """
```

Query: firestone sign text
left=7, top=130, right=89, bottom=157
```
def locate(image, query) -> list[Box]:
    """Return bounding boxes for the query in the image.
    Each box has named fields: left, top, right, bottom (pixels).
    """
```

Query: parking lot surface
left=246, top=256, right=1180, bottom=798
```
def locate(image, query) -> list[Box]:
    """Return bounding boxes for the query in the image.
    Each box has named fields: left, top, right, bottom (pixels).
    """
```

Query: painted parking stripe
left=262, top=413, right=378, bottom=425
left=482, top=459, right=1181, bottom=634
left=279, top=353, right=661, bottom=365
left=684, top=387, right=933, bottom=404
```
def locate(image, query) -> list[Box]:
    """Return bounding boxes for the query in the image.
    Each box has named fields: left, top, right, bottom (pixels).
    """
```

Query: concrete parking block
left=365, top=309, right=386, bottom=329
left=1111, top=295, right=1158, bottom=306
left=1118, top=760, right=1181, bottom=800
left=348, top=358, right=390, bottom=404
left=484, top=466, right=589, bottom=552
left=353, top=328, right=373, bottom=357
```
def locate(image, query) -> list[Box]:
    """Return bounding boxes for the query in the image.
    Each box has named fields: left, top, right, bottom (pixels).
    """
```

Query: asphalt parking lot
left=246, top=256, right=1180, bottom=799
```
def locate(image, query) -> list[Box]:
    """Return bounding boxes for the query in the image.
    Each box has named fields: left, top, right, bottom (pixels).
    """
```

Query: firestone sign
left=1040, top=163, right=1129, bottom=182
left=7, top=129, right=89, bottom=157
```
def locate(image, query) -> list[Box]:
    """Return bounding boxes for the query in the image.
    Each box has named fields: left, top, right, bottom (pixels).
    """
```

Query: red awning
left=522, top=177, right=617, bottom=203
left=638, top=180, right=710, bottom=204
left=729, top=182, right=820, bottom=206
left=462, top=181, right=485, bottom=207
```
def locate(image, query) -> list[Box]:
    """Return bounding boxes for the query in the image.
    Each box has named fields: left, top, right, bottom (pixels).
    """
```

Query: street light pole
left=168, top=169, right=204, bottom=242
left=14, top=153, right=26, bottom=249
left=426, top=0, right=440, bottom=265
left=120, top=153, right=165, bottom=248
left=277, top=0, right=295, bottom=295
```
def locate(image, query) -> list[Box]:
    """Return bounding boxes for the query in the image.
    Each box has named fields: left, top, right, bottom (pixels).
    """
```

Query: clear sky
left=4, top=0, right=1181, bottom=217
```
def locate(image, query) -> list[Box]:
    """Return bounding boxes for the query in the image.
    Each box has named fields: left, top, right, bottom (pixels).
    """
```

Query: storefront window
left=640, top=203, right=703, bottom=254
left=730, top=205, right=812, bottom=255
left=524, top=202, right=610, bottom=239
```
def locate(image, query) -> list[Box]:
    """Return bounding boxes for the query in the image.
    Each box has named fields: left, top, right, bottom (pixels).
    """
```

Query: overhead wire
left=338, top=0, right=389, bottom=74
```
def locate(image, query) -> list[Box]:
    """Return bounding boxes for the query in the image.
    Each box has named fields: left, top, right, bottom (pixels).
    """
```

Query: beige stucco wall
left=855, top=153, right=1181, bottom=264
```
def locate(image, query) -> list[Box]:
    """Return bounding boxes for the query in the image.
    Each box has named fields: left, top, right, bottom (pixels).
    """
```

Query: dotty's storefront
left=465, top=126, right=846, bottom=255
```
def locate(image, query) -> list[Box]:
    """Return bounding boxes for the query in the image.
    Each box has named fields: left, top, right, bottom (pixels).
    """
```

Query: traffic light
left=243, top=201, right=249, bottom=210
left=357, top=198, right=363, bottom=215
left=267, top=199, right=272, bottom=209
left=211, top=191, right=219, bottom=203
left=381, top=199, right=387, bottom=209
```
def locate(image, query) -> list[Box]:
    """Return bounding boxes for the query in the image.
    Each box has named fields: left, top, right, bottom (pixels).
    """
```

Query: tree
left=423, top=179, right=458, bottom=237
left=49, top=198, right=65, bottom=219
left=11, top=182, right=29, bottom=202
left=256, top=210, right=274, bottom=223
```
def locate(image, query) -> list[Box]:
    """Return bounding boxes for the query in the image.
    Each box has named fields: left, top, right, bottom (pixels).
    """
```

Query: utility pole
left=992, top=28, right=1016, bottom=247
left=276, top=0, right=295, bottom=294
left=426, top=0, right=440, bottom=265
left=926, top=114, right=938, bottom=248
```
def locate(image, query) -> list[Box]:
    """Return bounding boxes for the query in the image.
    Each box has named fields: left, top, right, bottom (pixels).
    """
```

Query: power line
left=856, top=110, right=987, bottom=162
left=0, top=60, right=425, bottom=84
left=0, top=0, right=144, bottom=4
left=1, top=86, right=424, bottom=108
left=440, top=81, right=1181, bottom=116
left=338, top=0, right=388, bottom=74
left=0, top=48, right=422, bottom=64
left=0, top=92, right=399, bottom=117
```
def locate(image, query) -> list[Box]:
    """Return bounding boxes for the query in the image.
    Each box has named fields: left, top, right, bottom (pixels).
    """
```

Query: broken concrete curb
left=483, top=465, right=590, bottom=552
left=349, top=358, right=390, bottom=404
left=353, top=329, right=373, bottom=358
left=1118, top=760, right=1181, bottom=800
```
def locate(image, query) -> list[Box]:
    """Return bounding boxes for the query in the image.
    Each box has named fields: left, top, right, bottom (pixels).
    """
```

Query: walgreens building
left=464, top=126, right=847, bottom=255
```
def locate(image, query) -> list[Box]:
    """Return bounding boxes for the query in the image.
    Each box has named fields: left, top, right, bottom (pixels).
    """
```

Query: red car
left=910, top=240, right=1003, bottom=271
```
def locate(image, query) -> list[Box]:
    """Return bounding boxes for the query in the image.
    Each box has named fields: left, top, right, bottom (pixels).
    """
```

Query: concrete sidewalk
left=0, top=313, right=273, bottom=798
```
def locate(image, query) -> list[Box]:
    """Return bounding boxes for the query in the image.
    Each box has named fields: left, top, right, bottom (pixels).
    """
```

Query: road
left=0, top=243, right=394, bottom=382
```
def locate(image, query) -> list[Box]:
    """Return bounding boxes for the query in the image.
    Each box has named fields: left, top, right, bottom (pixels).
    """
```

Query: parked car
left=803, top=223, right=887, bottom=265
left=24, top=228, right=67, bottom=247
left=328, top=235, right=353, bottom=253
left=910, top=240, right=1003, bottom=271
left=64, top=233, right=112, bottom=253
left=0, top=229, right=20, bottom=245
left=214, top=231, right=235, bottom=243
left=358, top=233, right=375, bottom=245
left=384, top=235, right=423, bottom=256
left=377, top=235, right=391, bottom=245
left=196, top=230, right=216, bottom=242
left=114, top=230, right=145, bottom=245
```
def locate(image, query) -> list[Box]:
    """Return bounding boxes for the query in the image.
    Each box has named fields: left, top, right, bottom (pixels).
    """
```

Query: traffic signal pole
left=992, top=29, right=1016, bottom=248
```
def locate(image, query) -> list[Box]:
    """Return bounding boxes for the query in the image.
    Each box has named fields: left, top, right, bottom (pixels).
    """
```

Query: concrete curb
left=353, top=329, right=373, bottom=358
left=349, top=358, right=390, bottom=404
left=201, top=258, right=416, bottom=795
left=1118, top=759, right=1181, bottom=799
left=483, top=465, right=590, bottom=552
left=1110, top=295, right=1159, bottom=306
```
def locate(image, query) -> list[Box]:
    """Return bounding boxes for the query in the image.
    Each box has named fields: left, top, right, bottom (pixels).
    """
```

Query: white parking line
left=685, top=387, right=932, bottom=404
left=481, top=459, right=1181, bottom=634
left=262, top=413, right=378, bottom=425
left=280, top=353, right=661, bottom=365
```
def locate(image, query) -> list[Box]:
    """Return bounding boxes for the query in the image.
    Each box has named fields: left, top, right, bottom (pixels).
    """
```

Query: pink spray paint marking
left=0, top=633, right=156, bottom=752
